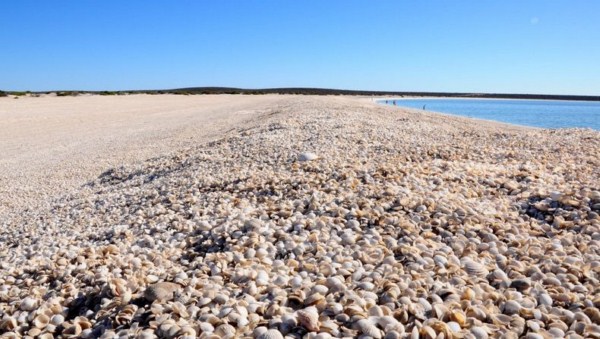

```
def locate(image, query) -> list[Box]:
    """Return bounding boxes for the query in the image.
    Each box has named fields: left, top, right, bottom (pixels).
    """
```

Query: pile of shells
left=1, top=96, right=599, bottom=338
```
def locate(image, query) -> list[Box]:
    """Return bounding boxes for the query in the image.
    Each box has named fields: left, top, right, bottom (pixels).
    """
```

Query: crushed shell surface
left=0, top=96, right=599, bottom=338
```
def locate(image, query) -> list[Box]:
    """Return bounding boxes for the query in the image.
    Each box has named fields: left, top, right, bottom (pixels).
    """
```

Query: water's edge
left=377, top=97, right=600, bottom=130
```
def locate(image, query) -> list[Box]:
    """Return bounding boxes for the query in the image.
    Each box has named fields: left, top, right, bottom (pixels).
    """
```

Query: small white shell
left=296, top=306, right=320, bottom=332
left=20, top=297, right=38, bottom=311
left=299, top=152, right=318, bottom=161
left=462, top=259, right=489, bottom=277
left=257, top=329, right=285, bottom=339
left=356, top=318, right=382, bottom=338
left=215, top=323, right=236, bottom=338
left=33, top=314, right=50, bottom=329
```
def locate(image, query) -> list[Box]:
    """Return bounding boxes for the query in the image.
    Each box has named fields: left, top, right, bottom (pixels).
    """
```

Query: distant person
left=423, top=105, right=426, bottom=110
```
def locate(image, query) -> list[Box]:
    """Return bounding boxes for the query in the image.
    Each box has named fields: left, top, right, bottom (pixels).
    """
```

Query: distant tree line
left=1, top=88, right=599, bottom=101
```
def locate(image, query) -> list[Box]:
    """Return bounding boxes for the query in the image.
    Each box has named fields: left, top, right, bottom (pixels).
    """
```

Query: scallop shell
left=257, top=329, right=285, bottom=339
left=296, top=306, right=320, bottom=332
left=20, top=297, right=38, bottom=311
left=179, top=326, right=197, bottom=337
left=419, top=325, right=437, bottom=339
left=356, top=318, right=382, bottom=338
left=448, top=309, right=467, bottom=327
left=462, top=259, right=489, bottom=277
left=33, top=314, right=50, bottom=329
left=470, top=326, right=489, bottom=339
left=215, top=323, right=236, bottom=338
left=50, top=314, right=65, bottom=326
left=502, top=300, right=522, bottom=315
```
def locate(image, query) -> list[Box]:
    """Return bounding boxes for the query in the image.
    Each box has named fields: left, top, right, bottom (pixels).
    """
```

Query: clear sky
left=1, top=1, right=599, bottom=95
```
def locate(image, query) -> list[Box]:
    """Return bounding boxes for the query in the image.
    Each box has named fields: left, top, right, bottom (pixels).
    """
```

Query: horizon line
left=1, top=87, right=599, bottom=101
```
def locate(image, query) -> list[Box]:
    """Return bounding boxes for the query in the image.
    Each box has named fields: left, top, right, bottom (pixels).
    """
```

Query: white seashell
left=526, top=320, right=541, bottom=332
left=296, top=306, right=320, bottom=332
left=33, top=314, right=50, bottom=329
left=273, top=275, right=288, bottom=286
left=50, top=314, right=65, bottom=326
left=171, top=301, right=189, bottom=317
left=433, top=255, right=448, bottom=267
left=137, top=330, right=156, bottom=339
left=253, top=326, right=268, bottom=337
left=373, top=315, right=403, bottom=332
left=470, top=326, right=489, bottom=339
left=20, top=297, right=38, bottom=311
left=502, top=300, right=522, bottom=315
left=447, top=321, right=461, bottom=332
left=368, top=305, right=384, bottom=317
left=548, top=327, right=565, bottom=337
left=462, top=259, right=489, bottom=277
left=550, top=191, right=563, bottom=201
left=299, top=152, right=318, bottom=161
left=215, top=323, right=236, bottom=338
left=198, top=297, right=212, bottom=306
left=28, top=327, right=42, bottom=337
left=356, top=318, right=382, bottom=338
left=538, top=293, right=553, bottom=306
left=179, top=326, right=197, bottom=337
left=256, top=270, right=269, bottom=286
left=199, top=322, right=214, bottom=333
left=213, top=293, right=229, bottom=304
left=257, top=329, right=285, bottom=339
left=384, top=330, right=402, bottom=339
left=290, top=276, right=303, bottom=288
left=146, top=274, right=160, bottom=283
left=312, top=284, right=329, bottom=295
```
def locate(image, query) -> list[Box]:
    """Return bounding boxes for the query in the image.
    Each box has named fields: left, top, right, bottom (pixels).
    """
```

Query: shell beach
left=0, top=95, right=599, bottom=338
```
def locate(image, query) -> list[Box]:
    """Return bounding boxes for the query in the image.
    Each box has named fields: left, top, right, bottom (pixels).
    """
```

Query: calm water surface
left=382, top=98, right=600, bottom=130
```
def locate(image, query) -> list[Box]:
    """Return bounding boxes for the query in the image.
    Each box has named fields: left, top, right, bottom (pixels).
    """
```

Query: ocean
left=382, top=98, right=600, bottom=130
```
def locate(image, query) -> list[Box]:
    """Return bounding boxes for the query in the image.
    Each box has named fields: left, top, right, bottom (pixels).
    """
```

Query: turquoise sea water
left=382, top=98, right=600, bottom=130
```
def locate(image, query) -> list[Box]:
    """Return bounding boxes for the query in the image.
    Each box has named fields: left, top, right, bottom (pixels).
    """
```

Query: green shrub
left=56, top=91, right=79, bottom=97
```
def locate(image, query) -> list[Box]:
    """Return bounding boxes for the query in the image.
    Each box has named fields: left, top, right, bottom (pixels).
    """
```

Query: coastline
left=372, top=96, right=600, bottom=131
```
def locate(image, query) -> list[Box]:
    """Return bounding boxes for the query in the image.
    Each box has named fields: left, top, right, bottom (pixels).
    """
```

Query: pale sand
left=0, top=94, right=288, bottom=217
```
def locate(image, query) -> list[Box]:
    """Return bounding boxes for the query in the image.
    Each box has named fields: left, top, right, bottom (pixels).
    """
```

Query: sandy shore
left=0, top=94, right=288, bottom=218
left=0, top=95, right=599, bottom=338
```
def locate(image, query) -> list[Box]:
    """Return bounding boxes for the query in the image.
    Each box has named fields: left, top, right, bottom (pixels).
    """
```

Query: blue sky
left=1, top=1, right=599, bottom=95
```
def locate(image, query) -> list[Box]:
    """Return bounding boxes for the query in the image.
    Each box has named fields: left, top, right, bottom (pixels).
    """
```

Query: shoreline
left=372, top=97, right=600, bottom=131
left=373, top=95, right=600, bottom=104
